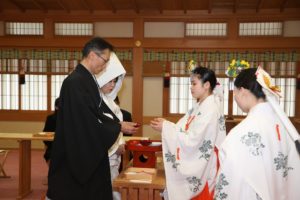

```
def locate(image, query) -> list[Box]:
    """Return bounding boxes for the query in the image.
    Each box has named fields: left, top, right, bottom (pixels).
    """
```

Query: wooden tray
left=124, top=167, right=157, bottom=182
left=32, top=132, right=54, bottom=137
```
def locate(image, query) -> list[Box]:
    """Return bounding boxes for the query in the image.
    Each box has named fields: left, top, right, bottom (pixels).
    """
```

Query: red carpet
left=0, top=150, right=48, bottom=200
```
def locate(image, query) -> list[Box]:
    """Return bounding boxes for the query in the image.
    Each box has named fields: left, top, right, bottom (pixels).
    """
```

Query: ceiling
left=0, top=0, right=300, bottom=14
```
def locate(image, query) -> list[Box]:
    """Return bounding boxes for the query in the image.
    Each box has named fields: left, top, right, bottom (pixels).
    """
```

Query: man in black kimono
left=47, top=37, right=138, bottom=200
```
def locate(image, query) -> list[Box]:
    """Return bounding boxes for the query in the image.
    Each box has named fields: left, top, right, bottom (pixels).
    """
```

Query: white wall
left=118, top=76, right=133, bottom=113
left=284, top=21, right=300, bottom=37
left=94, top=22, right=133, bottom=38
left=144, top=22, right=184, bottom=38
left=142, top=77, right=163, bottom=139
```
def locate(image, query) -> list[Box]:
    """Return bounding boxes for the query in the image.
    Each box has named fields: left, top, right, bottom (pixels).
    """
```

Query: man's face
left=92, top=49, right=110, bottom=74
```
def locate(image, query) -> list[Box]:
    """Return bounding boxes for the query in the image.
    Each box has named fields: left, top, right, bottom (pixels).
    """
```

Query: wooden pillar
left=295, top=61, right=300, bottom=118
left=44, top=18, right=54, bottom=112
left=227, top=17, right=238, bottom=39
left=18, top=140, right=32, bottom=199
left=44, top=18, right=54, bottom=39
left=226, top=17, right=238, bottom=120
left=132, top=18, right=144, bottom=136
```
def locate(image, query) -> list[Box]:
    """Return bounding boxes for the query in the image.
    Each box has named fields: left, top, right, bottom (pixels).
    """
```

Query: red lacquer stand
left=126, top=140, right=162, bottom=168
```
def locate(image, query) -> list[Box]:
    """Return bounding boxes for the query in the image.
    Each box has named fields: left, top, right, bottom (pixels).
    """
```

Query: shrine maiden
left=214, top=67, right=300, bottom=200
left=151, top=67, right=226, bottom=200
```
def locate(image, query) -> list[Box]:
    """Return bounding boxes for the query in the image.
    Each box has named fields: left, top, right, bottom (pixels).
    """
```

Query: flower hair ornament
left=255, top=66, right=300, bottom=155
left=187, top=60, right=196, bottom=72
left=256, top=66, right=282, bottom=98
left=226, top=59, right=250, bottom=78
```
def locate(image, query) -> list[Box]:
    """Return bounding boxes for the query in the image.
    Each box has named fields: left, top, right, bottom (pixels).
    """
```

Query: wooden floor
left=0, top=149, right=48, bottom=200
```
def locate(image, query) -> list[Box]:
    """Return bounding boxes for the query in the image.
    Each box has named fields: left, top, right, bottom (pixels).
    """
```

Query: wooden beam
left=208, top=0, right=213, bottom=14
left=10, top=0, right=26, bottom=12
left=280, top=0, right=288, bottom=12
left=132, top=0, right=139, bottom=14
left=213, top=2, right=234, bottom=8
left=31, top=0, right=47, bottom=12
left=80, top=0, right=93, bottom=13
left=158, top=0, right=163, bottom=14
left=256, top=0, right=264, bottom=13
left=0, top=37, right=134, bottom=48
left=106, top=0, right=116, bottom=13
left=233, top=0, right=239, bottom=13
left=56, top=0, right=70, bottom=12
left=182, top=0, right=187, bottom=14
left=1, top=37, right=300, bottom=49
left=141, top=37, right=300, bottom=49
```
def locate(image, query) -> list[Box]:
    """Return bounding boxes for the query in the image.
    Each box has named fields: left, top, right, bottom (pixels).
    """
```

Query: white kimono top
left=162, top=94, right=226, bottom=200
left=214, top=102, right=300, bottom=200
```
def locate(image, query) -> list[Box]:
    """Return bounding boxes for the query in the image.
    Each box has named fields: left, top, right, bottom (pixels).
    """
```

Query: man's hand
left=120, top=121, right=139, bottom=134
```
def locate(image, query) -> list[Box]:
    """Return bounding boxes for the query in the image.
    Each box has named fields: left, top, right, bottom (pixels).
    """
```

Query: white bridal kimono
left=214, top=102, right=300, bottom=200
left=97, top=52, right=126, bottom=200
left=162, top=94, right=226, bottom=200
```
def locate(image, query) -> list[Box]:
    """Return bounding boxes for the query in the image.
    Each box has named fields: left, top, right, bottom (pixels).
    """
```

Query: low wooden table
left=113, top=153, right=165, bottom=200
left=0, top=132, right=53, bottom=200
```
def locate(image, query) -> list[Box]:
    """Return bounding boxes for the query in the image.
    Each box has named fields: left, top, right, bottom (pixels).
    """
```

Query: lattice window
left=50, top=59, right=78, bottom=73
left=5, top=22, right=43, bottom=35
left=260, top=62, right=296, bottom=76
left=169, top=77, right=194, bottom=114
left=232, top=77, right=296, bottom=117
left=0, top=49, right=129, bottom=112
left=169, top=76, right=229, bottom=115
left=169, top=61, right=229, bottom=115
left=169, top=61, right=296, bottom=117
left=55, top=23, right=93, bottom=36
left=170, top=61, right=228, bottom=76
left=21, top=75, right=47, bottom=110
left=186, top=23, right=227, bottom=36
left=170, top=61, right=187, bottom=75
left=51, top=75, right=67, bottom=110
left=218, top=78, right=229, bottom=115
left=0, top=59, right=18, bottom=72
left=21, top=59, right=47, bottom=73
left=197, top=61, right=228, bottom=75
left=239, top=22, right=282, bottom=36
left=276, top=78, right=296, bottom=117
left=0, top=74, right=19, bottom=110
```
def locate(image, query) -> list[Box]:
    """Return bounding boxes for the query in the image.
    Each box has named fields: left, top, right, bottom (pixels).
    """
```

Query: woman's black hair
left=114, top=96, right=120, bottom=105
left=234, top=68, right=266, bottom=100
left=191, top=67, right=217, bottom=91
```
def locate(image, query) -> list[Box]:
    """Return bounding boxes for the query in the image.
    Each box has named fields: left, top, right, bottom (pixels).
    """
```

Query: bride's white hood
left=96, top=52, right=126, bottom=100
